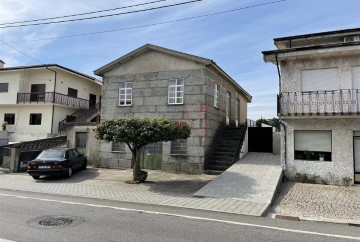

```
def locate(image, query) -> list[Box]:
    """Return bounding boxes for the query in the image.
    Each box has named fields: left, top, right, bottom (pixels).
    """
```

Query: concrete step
left=206, top=160, right=234, bottom=167
left=205, top=165, right=229, bottom=171
left=203, top=170, right=223, bottom=175
left=210, top=151, right=235, bottom=157
left=208, top=156, right=233, bottom=162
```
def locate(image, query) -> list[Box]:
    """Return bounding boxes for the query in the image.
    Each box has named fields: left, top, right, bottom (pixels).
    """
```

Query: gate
left=140, top=142, right=162, bottom=170
left=248, top=127, right=273, bottom=153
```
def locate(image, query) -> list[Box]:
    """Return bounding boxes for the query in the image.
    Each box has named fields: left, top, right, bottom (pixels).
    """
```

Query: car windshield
left=36, top=150, right=65, bottom=159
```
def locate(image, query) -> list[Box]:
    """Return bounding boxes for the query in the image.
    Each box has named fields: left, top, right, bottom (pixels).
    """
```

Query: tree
left=94, top=118, right=191, bottom=183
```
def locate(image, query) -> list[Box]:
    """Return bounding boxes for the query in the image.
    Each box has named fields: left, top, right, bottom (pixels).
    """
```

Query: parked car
left=27, top=148, right=87, bottom=180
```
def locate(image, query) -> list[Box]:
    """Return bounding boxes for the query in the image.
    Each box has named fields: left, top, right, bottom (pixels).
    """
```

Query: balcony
left=278, top=89, right=360, bottom=116
left=17, top=92, right=89, bottom=109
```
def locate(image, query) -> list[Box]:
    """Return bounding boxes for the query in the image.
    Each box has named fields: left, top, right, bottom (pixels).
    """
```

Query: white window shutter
left=301, top=68, right=339, bottom=92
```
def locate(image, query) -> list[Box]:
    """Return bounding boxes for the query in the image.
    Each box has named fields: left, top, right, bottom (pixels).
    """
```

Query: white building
left=0, top=61, right=102, bottom=157
left=263, top=28, right=360, bottom=185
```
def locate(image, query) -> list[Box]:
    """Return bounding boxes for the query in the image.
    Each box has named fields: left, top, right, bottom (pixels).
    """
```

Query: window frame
left=112, top=142, right=126, bottom=153
left=4, top=113, right=15, bottom=125
left=170, top=139, right=187, bottom=156
left=214, top=83, right=220, bottom=108
left=0, top=83, right=9, bottom=93
left=168, top=79, right=184, bottom=105
left=119, top=82, right=133, bottom=106
left=29, top=113, right=42, bottom=125
left=294, top=130, right=332, bottom=161
left=68, top=87, right=78, bottom=98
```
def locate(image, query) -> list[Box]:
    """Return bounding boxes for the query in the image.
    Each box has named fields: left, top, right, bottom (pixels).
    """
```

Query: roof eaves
left=208, top=62, right=252, bottom=102
left=274, top=27, right=360, bottom=42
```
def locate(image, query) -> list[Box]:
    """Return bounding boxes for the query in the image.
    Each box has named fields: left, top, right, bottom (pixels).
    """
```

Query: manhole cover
left=28, top=216, right=84, bottom=229
left=39, top=217, right=74, bottom=226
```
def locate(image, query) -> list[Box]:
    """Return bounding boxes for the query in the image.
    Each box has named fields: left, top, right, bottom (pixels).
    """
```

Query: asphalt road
left=0, top=189, right=359, bottom=242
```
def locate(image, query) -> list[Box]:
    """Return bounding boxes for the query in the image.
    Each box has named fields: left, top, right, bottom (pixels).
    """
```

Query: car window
left=68, top=150, right=75, bottom=160
left=72, top=149, right=81, bottom=157
left=36, top=150, right=65, bottom=159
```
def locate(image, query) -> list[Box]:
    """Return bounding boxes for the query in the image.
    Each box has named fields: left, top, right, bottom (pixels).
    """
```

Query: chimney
left=0, top=60, right=4, bottom=68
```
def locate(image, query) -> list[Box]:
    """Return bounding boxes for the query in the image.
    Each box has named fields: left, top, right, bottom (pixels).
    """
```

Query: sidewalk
left=0, top=152, right=282, bottom=217
left=269, top=182, right=360, bottom=225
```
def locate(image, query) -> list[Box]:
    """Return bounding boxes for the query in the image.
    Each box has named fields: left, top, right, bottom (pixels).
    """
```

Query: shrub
left=342, top=177, right=352, bottom=187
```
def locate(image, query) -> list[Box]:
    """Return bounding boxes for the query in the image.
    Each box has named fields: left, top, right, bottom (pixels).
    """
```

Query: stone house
left=94, top=44, right=251, bottom=174
left=263, top=28, right=360, bottom=184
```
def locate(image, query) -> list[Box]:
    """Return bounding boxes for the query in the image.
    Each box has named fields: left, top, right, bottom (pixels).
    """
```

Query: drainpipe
left=46, top=66, right=57, bottom=134
left=275, top=54, right=287, bottom=171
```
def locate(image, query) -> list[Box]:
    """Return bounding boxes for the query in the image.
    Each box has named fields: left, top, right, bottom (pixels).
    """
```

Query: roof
left=94, top=44, right=252, bottom=102
left=274, top=27, right=360, bottom=41
left=0, top=64, right=101, bottom=84
left=262, top=41, right=360, bottom=57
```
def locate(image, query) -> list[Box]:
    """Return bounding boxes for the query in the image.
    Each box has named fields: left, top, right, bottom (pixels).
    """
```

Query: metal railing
left=58, top=102, right=101, bottom=134
left=17, top=92, right=89, bottom=109
left=278, top=89, right=360, bottom=116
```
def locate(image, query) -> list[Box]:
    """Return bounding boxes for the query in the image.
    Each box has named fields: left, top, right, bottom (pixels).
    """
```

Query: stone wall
left=99, top=66, right=249, bottom=174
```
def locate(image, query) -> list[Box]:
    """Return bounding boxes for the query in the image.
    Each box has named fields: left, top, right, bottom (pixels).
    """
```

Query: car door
left=68, top=150, right=78, bottom=170
left=72, top=149, right=83, bottom=169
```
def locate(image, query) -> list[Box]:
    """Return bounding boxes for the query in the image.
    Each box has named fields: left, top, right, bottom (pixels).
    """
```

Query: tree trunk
left=132, top=148, right=141, bottom=182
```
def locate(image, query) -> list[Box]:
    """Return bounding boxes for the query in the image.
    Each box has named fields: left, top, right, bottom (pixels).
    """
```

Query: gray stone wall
left=100, top=69, right=208, bottom=174
left=99, top=67, right=248, bottom=174
left=282, top=118, right=357, bottom=184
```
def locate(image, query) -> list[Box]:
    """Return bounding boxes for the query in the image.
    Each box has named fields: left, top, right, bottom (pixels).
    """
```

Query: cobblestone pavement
left=0, top=153, right=283, bottom=217
left=0, top=168, right=267, bottom=216
left=269, top=182, right=360, bottom=224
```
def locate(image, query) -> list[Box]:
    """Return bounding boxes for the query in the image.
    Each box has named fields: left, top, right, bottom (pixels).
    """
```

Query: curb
left=275, top=214, right=360, bottom=226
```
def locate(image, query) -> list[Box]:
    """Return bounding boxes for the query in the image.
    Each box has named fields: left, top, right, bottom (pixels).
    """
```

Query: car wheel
left=66, top=167, right=73, bottom=178
left=32, top=176, right=40, bottom=180
left=81, top=160, right=87, bottom=170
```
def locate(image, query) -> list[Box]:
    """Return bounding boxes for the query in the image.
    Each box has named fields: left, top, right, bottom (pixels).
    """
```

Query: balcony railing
left=278, top=89, right=360, bottom=116
left=17, top=92, right=89, bottom=109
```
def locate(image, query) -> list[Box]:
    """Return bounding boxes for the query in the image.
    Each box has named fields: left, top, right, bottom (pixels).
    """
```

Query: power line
left=0, top=39, right=44, bottom=65
left=0, top=0, right=202, bottom=29
left=0, top=0, right=167, bottom=26
left=4, top=0, right=287, bottom=44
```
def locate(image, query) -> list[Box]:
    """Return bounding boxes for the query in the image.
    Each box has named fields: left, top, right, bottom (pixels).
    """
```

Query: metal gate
left=140, top=142, right=163, bottom=170
left=248, top=127, right=273, bottom=153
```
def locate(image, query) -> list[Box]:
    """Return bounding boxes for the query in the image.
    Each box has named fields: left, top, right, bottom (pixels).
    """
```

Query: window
left=294, top=130, right=332, bottom=161
left=29, top=113, right=42, bottom=125
left=0, top=83, right=8, bottom=92
left=171, top=139, right=187, bottom=155
left=168, top=79, right=184, bottom=104
left=112, top=142, right=125, bottom=152
left=68, top=88, right=78, bottom=98
left=4, top=113, right=15, bottom=125
left=301, top=68, right=339, bottom=92
left=235, top=98, right=240, bottom=127
left=214, top=84, right=219, bottom=108
left=119, top=82, right=132, bottom=106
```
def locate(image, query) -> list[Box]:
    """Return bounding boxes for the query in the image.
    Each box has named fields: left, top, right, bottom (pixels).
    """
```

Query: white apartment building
left=0, top=61, right=102, bottom=146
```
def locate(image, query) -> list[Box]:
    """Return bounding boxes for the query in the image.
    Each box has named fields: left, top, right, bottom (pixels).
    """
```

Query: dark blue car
left=27, top=148, right=87, bottom=180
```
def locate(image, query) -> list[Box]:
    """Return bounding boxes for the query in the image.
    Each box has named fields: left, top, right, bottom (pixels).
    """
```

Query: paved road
left=0, top=189, right=359, bottom=242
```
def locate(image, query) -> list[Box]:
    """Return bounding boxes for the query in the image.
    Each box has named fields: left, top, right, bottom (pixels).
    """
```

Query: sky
left=0, top=0, right=360, bottom=120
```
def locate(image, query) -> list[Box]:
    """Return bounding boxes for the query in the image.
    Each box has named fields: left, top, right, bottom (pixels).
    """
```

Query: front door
left=30, top=84, right=46, bottom=102
left=140, top=142, right=162, bottom=170
left=354, top=137, right=360, bottom=184
left=89, top=94, right=96, bottom=108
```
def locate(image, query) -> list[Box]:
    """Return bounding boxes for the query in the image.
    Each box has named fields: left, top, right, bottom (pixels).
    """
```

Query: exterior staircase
left=58, top=102, right=101, bottom=134
left=204, top=125, right=247, bottom=175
